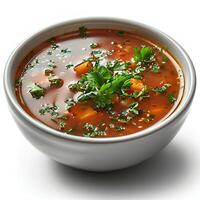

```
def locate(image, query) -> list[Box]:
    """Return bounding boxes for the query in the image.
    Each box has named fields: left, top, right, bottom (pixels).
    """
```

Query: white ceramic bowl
left=4, top=18, right=196, bottom=171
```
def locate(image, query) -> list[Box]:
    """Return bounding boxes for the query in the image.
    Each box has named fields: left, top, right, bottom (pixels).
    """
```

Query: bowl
left=3, top=18, right=196, bottom=171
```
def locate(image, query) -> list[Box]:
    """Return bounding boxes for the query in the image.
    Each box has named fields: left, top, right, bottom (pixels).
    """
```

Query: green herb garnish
left=134, top=66, right=146, bottom=73
left=79, top=26, right=87, bottom=38
left=162, top=55, right=169, bottom=62
left=65, top=64, right=74, bottom=69
left=39, top=104, right=67, bottom=124
left=28, top=83, right=45, bottom=99
left=39, top=104, right=59, bottom=115
left=69, top=59, right=141, bottom=110
left=65, top=98, right=76, bottom=110
left=89, top=42, right=98, bottom=48
left=115, top=126, right=125, bottom=131
left=65, top=128, right=74, bottom=134
left=152, top=84, right=171, bottom=94
left=44, top=68, right=54, bottom=76
left=168, top=94, right=176, bottom=104
left=48, top=75, right=63, bottom=88
left=133, top=46, right=154, bottom=63
left=51, top=42, right=59, bottom=50
left=83, top=123, right=106, bottom=137
left=132, top=86, right=149, bottom=100
left=61, top=48, right=71, bottom=54
left=117, top=31, right=125, bottom=37
left=48, top=60, right=56, bottom=68
left=151, top=64, right=160, bottom=73
left=59, top=121, right=66, bottom=130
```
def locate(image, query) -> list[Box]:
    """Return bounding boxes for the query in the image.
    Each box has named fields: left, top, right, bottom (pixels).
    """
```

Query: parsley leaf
left=132, top=86, right=149, bottom=100
left=151, top=64, right=160, bottom=73
left=61, top=48, right=71, bottom=54
left=115, top=126, right=125, bottom=131
left=39, top=104, right=59, bottom=116
left=79, top=26, right=87, bottom=38
left=117, top=31, right=125, bottom=37
left=89, top=42, right=98, bottom=48
left=65, top=98, right=76, bottom=110
left=83, top=123, right=106, bottom=137
left=152, top=84, right=171, bottom=94
left=28, top=83, right=45, bottom=99
left=48, top=75, right=63, bottom=88
left=133, top=46, right=154, bottom=63
left=168, top=94, right=176, bottom=104
left=65, top=64, right=74, bottom=69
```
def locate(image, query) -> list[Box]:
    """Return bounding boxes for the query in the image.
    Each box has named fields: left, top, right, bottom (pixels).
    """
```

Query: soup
left=15, top=27, right=184, bottom=138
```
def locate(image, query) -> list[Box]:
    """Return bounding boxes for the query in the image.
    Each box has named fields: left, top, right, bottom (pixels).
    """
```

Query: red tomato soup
left=15, top=28, right=184, bottom=138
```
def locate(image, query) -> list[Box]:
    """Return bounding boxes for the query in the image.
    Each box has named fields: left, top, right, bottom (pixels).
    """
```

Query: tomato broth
left=15, top=28, right=183, bottom=138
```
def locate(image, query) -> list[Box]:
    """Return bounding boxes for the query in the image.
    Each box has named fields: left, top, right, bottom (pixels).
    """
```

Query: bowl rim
left=3, top=17, right=196, bottom=143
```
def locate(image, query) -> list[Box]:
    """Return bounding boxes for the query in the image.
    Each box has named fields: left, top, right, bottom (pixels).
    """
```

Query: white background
left=0, top=0, right=199, bottom=199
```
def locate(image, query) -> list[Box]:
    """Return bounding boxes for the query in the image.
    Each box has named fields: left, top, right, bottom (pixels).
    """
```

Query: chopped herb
left=51, top=42, right=59, bottom=50
left=133, top=46, right=154, bottom=63
left=48, top=75, right=63, bottom=88
left=91, top=50, right=102, bottom=57
left=162, top=55, right=169, bottom=62
left=83, top=123, right=106, bottom=137
left=39, top=104, right=67, bottom=124
left=59, top=121, right=66, bottom=130
left=35, top=59, right=39, bottom=64
left=47, top=51, right=53, bottom=55
left=61, top=48, right=71, bottom=54
left=117, top=31, right=125, bottom=37
left=69, top=59, right=136, bottom=110
left=151, top=64, right=160, bottom=73
left=106, top=60, right=131, bottom=71
left=65, top=98, right=76, bottom=110
left=65, top=64, right=74, bottom=69
left=44, top=68, right=54, bottom=76
left=89, top=42, right=98, bottom=48
left=168, top=94, right=176, bottom=104
left=132, top=86, right=149, bottom=100
left=65, top=128, right=74, bottom=134
left=119, top=102, right=139, bottom=121
left=134, top=66, right=146, bottom=73
left=111, top=102, right=139, bottom=124
left=48, top=60, right=56, bottom=68
left=28, top=83, right=45, bottom=99
left=39, top=104, right=59, bottom=116
left=79, top=26, right=87, bottom=38
left=152, top=84, right=171, bottom=94
left=115, top=126, right=125, bottom=131
left=133, top=74, right=142, bottom=80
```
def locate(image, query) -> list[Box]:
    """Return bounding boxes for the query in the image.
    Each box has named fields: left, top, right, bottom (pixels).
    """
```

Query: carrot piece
left=130, top=78, right=144, bottom=92
left=70, top=104, right=97, bottom=120
left=149, top=107, right=164, bottom=115
left=129, top=62, right=137, bottom=69
left=74, top=61, right=92, bottom=76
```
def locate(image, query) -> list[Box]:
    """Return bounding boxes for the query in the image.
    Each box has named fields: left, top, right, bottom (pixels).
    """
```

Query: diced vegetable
left=74, top=61, right=93, bottom=76
left=129, top=62, right=137, bottom=69
left=69, top=104, right=97, bottom=120
left=149, top=107, right=165, bottom=115
left=130, top=78, right=144, bottom=92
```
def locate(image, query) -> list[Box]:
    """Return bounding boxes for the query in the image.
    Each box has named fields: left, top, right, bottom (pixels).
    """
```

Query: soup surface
left=15, top=28, right=183, bottom=138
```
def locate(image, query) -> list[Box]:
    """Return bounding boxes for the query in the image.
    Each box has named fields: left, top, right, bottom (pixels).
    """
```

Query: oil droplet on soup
left=15, top=28, right=184, bottom=138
